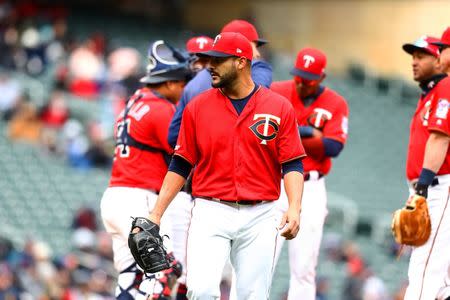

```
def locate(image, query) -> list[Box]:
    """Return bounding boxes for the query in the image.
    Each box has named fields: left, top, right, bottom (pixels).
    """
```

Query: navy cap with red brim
left=290, top=68, right=321, bottom=80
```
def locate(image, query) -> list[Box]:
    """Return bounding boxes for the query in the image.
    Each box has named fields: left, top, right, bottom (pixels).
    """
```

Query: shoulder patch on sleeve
left=435, top=98, right=449, bottom=119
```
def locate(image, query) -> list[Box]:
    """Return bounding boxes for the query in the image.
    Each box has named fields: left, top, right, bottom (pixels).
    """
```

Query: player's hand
left=251, top=42, right=261, bottom=60
left=278, top=207, right=300, bottom=240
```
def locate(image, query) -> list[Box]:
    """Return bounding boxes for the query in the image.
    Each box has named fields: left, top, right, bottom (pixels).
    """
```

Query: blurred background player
left=100, top=40, right=190, bottom=300
left=271, top=47, right=349, bottom=300
left=402, top=34, right=450, bottom=300
left=185, top=36, right=214, bottom=73
left=432, top=27, right=450, bottom=75
left=166, top=19, right=273, bottom=300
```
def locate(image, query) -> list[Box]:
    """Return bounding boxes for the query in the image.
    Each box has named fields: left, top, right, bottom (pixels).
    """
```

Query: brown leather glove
left=391, top=195, right=431, bottom=247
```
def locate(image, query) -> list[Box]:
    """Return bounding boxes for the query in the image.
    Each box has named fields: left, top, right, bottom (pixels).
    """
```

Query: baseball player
left=166, top=20, right=273, bottom=300
left=148, top=32, right=305, bottom=300
left=402, top=34, right=450, bottom=300
left=271, top=47, right=349, bottom=300
left=433, top=27, right=450, bottom=75
left=168, top=19, right=273, bottom=148
left=100, top=40, right=190, bottom=299
left=185, top=36, right=214, bottom=73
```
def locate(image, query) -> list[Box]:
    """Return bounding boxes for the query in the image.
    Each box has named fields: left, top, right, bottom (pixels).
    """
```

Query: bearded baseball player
left=398, top=33, right=450, bottom=300
left=271, top=47, right=349, bottom=300
left=166, top=20, right=273, bottom=300
left=143, top=32, right=305, bottom=300
left=100, top=40, right=190, bottom=299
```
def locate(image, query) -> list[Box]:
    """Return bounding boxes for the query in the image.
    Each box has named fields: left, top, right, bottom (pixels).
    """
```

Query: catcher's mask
left=140, top=40, right=192, bottom=84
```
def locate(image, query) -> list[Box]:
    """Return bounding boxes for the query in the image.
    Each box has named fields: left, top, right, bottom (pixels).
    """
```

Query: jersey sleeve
left=277, top=101, right=306, bottom=163
left=428, top=81, right=450, bottom=136
left=251, top=60, right=273, bottom=88
left=174, top=104, right=199, bottom=165
left=168, top=90, right=189, bottom=148
left=322, top=97, right=349, bottom=144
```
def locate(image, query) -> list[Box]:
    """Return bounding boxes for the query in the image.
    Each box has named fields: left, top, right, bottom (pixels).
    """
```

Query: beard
left=211, top=68, right=238, bottom=88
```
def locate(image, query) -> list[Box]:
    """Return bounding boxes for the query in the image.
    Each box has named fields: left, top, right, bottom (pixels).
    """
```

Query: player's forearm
left=150, top=171, right=186, bottom=223
left=283, top=171, right=304, bottom=212
left=423, top=131, right=450, bottom=173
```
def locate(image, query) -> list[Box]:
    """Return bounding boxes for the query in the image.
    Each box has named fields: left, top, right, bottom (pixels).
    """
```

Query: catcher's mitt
left=391, top=195, right=431, bottom=247
left=128, top=217, right=171, bottom=274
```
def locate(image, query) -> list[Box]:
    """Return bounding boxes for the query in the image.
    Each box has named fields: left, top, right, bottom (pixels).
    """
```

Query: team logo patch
left=435, top=98, right=449, bottom=119
left=249, top=114, right=281, bottom=145
left=307, top=108, right=332, bottom=129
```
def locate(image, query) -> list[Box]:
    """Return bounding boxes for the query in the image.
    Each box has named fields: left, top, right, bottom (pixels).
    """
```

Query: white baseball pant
left=185, top=198, right=279, bottom=300
left=164, top=191, right=193, bottom=285
left=273, top=176, right=328, bottom=300
left=405, top=174, right=450, bottom=300
left=100, top=187, right=173, bottom=272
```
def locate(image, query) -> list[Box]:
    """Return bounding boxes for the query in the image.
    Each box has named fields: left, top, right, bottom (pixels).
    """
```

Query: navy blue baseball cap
left=140, top=40, right=192, bottom=84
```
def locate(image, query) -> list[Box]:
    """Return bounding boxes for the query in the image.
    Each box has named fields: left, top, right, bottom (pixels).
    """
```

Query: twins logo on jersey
left=249, top=114, right=281, bottom=145
left=307, top=108, right=332, bottom=129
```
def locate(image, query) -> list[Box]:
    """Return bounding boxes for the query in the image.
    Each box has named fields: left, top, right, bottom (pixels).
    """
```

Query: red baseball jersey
left=406, top=76, right=450, bottom=180
left=109, top=88, right=175, bottom=191
left=271, top=80, right=349, bottom=175
left=175, top=86, right=305, bottom=201
left=425, top=76, right=450, bottom=176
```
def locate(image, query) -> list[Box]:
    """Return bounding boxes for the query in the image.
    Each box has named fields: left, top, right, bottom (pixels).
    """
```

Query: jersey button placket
left=234, top=129, right=242, bottom=197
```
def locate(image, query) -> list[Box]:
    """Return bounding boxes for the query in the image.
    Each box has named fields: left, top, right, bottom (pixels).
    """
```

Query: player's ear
left=235, top=57, right=249, bottom=70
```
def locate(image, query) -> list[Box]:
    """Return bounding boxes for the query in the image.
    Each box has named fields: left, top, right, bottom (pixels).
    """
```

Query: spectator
left=361, top=268, right=388, bottom=300
left=0, top=72, right=22, bottom=120
left=7, top=99, right=42, bottom=144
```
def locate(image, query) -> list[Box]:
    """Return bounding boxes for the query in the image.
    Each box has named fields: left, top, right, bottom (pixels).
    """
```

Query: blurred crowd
left=0, top=0, right=145, bottom=170
left=0, top=207, right=116, bottom=300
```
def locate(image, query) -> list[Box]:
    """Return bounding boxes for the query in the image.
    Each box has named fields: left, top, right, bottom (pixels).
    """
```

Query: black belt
left=304, top=172, right=324, bottom=181
left=196, top=196, right=263, bottom=206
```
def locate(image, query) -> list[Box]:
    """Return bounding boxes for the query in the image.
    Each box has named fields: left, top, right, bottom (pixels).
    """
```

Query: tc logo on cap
left=303, top=55, right=315, bottom=68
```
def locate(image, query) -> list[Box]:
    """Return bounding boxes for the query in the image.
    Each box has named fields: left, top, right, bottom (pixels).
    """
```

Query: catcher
left=100, top=40, right=189, bottom=299
left=392, top=34, right=450, bottom=300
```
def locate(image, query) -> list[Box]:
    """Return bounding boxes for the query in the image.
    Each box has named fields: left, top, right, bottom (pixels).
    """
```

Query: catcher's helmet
left=140, top=40, right=192, bottom=84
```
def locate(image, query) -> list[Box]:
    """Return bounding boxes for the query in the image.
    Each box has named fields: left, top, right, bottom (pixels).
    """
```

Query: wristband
left=418, top=168, right=436, bottom=186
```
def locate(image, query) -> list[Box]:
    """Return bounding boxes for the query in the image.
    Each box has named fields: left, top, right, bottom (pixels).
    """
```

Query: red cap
left=200, top=32, right=253, bottom=61
left=402, top=35, right=440, bottom=57
left=221, top=19, right=267, bottom=46
left=186, top=36, right=213, bottom=54
left=290, top=47, right=327, bottom=80
left=431, top=27, right=450, bottom=48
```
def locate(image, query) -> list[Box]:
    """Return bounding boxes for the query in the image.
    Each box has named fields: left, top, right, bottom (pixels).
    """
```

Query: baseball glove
left=128, top=217, right=171, bottom=274
left=391, top=195, right=431, bottom=247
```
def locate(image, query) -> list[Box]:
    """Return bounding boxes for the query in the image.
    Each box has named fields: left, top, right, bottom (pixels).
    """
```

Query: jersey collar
left=419, top=73, right=447, bottom=96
